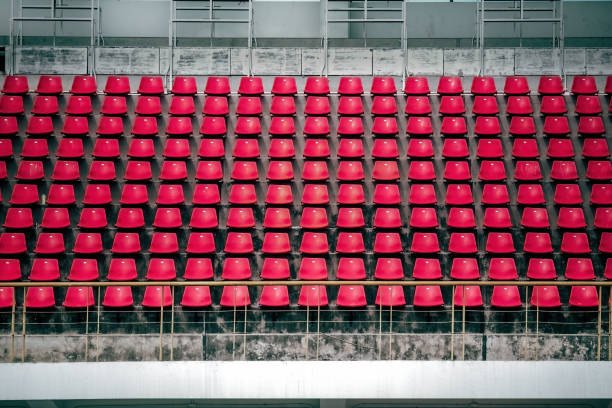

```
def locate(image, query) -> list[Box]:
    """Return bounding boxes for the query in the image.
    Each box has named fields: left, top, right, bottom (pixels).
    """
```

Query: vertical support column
left=559, top=0, right=565, bottom=90
left=401, top=0, right=407, bottom=82
left=168, top=0, right=174, bottom=90
left=21, top=287, right=26, bottom=363
left=323, top=0, right=329, bottom=76
left=450, top=286, right=455, bottom=360
left=479, top=0, right=485, bottom=75
left=90, top=0, right=95, bottom=75
left=52, top=0, right=57, bottom=47
left=248, top=0, right=253, bottom=76
left=210, top=0, right=214, bottom=47
left=8, top=0, right=14, bottom=75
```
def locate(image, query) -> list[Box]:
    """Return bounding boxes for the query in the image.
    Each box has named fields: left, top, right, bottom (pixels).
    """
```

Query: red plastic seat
left=78, top=208, right=107, bottom=229
left=554, top=184, right=581, bottom=205
left=550, top=160, right=578, bottom=181
left=189, top=207, right=218, bottom=229
left=444, top=161, right=470, bottom=181
left=234, top=117, right=261, bottom=135
left=169, top=96, right=195, bottom=116
left=336, top=232, right=366, bottom=254
left=370, top=77, right=396, bottom=95
left=414, top=286, right=444, bottom=307
left=70, top=75, right=98, bottom=95
left=36, top=75, right=62, bottom=94
left=195, top=160, right=223, bottom=181
left=186, top=232, right=215, bottom=254
left=52, top=160, right=81, bottom=181
left=448, top=232, right=477, bottom=254
left=267, top=160, right=294, bottom=181
left=153, top=207, right=182, bottom=229
left=441, top=139, right=468, bottom=158
left=101, top=96, right=127, bottom=115
left=375, top=286, right=406, bottom=307
left=338, top=77, right=363, bottom=95
left=298, top=258, right=328, bottom=280
left=16, top=160, right=44, bottom=181
left=304, top=77, right=330, bottom=95
left=514, top=161, right=542, bottom=181
left=483, top=208, right=512, bottom=228
left=409, top=207, right=438, bottom=229
left=521, top=207, right=549, bottom=228
left=336, top=286, right=367, bottom=307
left=474, top=116, right=501, bottom=135
left=261, top=232, right=291, bottom=254
left=583, top=138, right=609, bottom=159
left=137, top=76, right=163, bottom=95
left=272, top=76, right=297, bottom=95
left=150, top=232, right=179, bottom=254
left=25, top=287, right=55, bottom=308
left=300, top=232, right=329, bottom=254
left=372, top=139, right=399, bottom=159
left=198, top=138, right=225, bottom=158
left=301, top=161, right=328, bottom=181
left=238, top=77, right=264, bottom=95
left=300, top=207, right=328, bottom=229
left=571, top=76, right=597, bottom=94
left=270, top=97, right=296, bottom=116
left=0, top=161, right=6, bottom=179
left=447, top=207, right=476, bottom=228
left=437, top=76, right=462, bottom=95
left=406, top=116, right=432, bottom=135
left=558, top=207, right=586, bottom=229
left=374, top=258, right=404, bottom=280
left=300, top=184, right=328, bottom=205
left=34, top=232, right=64, bottom=254
left=404, top=96, right=431, bottom=115
left=404, top=76, right=429, bottom=95
left=336, top=258, right=366, bottom=280
left=220, top=286, right=251, bottom=308
left=3, top=207, right=32, bottom=229
left=450, top=258, right=480, bottom=279
left=10, top=184, right=39, bottom=205
left=166, top=117, right=193, bottom=135
left=370, top=117, right=397, bottom=135
left=265, top=184, right=292, bottom=205
left=569, top=286, right=599, bottom=307
left=111, top=232, right=141, bottom=254
left=527, top=258, right=556, bottom=279
left=266, top=139, right=295, bottom=160
left=512, top=138, right=539, bottom=158
left=92, top=138, right=120, bottom=158
left=472, top=96, right=498, bottom=115
left=104, top=76, right=130, bottom=95
left=477, top=139, right=503, bottom=159
left=163, top=139, right=191, bottom=159
left=65, top=95, right=92, bottom=115
left=530, top=287, right=562, bottom=308
left=194, top=184, right=221, bottom=205
left=486, top=232, right=515, bottom=253
left=0, top=259, right=21, bottom=281
left=236, top=97, right=262, bottom=116
left=600, top=232, right=612, bottom=253
left=506, top=96, right=533, bottom=115
left=73, top=232, right=103, bottom=254
left=202, top=96, right=229, bottom=116
left=205, top=76, right=230, bottom=95
left=46, top=184, right=74, bottom=205
left=134, top=96, right=161, bottom=115
left=115, top=208, right=145, bottom=229
left=227, top=207, right=255, bottom=229
left=488, top=258, right=517, bottom=280
left=606, top=258, right=612, bottom=279
left=587, top=161, right=612, bottom=181
left=540, top=95, right=567, bottom=115
left=19, top=139, right=47, bottom=159
left=0, top=116, right=18, bottom=135
left=224, top=232, right=253, bottom=254
left=298, top=285, right=328, bottom=307
left=445, top=184, right=472, bottom=205
left=372, top=161, right=399, bottom=181
left=440, top=116, right=467, bottom=135
left=509, top=116, right=536, bottom=135
left=538, top=76, right=563, bottom=95
left=184, top=258, right=214, bottom=280
left=578, top=116, right=605, bottom=134
left=410, top=233, right=440, bottom=253
left=374, top=232, right=402, bottom=253
left=131, top=116, right=158, bottom=136
left=479, top=160, right=506, bottom=181
left=231, top=138, right=258, bottom=159
left=594, top=208, right=612, bottom=229
left=337, top=117, right=363, bottom=135
left=106, top=258, right=138, bottom=281
left=171, top=76, right=197, bottom=95
left=0, top=138, right=12, bottom=158
left=97, top=116, right=124, bottom=135
left=32, top=95, right=59, bottom=115
left=0, top=95, right=24, bottom=115
left=439, top=95, right=465, bottom=115
left=145, top=258, right=177, bottom=281
left=453, top=286, right=484, bottom=307
left=119, top=184, right=147, bottom=205
left=372, top=184, right=398, bottom=205
left=269, top=117, right=295, bottom=136
left=491, top=286, right=521, bottom=308
left=337, top=96, right=363, bottom=115
left=547, top=138, right=574, bottom=159
left=504, top=76, right=529, bottom=95
left=408, top=161, right=435, bottom=181
left=338, top=207, right=366, bottom=228
left=575, top=95, right=602, bottom=115
left=142, top=286, right=173, bottom=308
left=263, top=208, right=291, bottom=229
left=407, top=139, right=434, bottom=158
left=561, top=232, right=590, bottom=254
left=337, top=138, right=364, bottom=158
left=523, top=232, right=553, bottom=254
left=606, top=76, right=612, bottom=95
left=88, top=161, right=116, bottom=181
left=2, top=75, right=29, bottom=94
left=181, top=286, right=212, bottom=308
left=371, top=96, right=397, bottom=115
left=257, top=285, right=290, bottom=308
left=471, top=76, right=496, bottom=95
left=302, top=139, right=328, bottom=159
left=124, top=160, right=152, bottom=181
left=565, top=258, right=595, bottom=280
left=29, top=258, right=60, bottom=281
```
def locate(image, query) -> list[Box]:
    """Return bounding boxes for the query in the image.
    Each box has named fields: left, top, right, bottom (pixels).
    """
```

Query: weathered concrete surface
left=564, top=48, right=587, bottom=75
left=15, top=47, right=88, bottom=74
left=585, top=48, right=612, bottom=75
left=252, top=48, right=301, bottom=76
left=95, top=47, right=160, bottom=74
left=407, top=48, right=443, bottom=75
left=483, top=48, right=515, bottom=76
left=373, top=49, right=404, bottom=76
left=444, top=48, right=480, bottom=76
left=327, top=48, right=372, bottom=75
left=171, top=48, right=231, bottom=75
left=486, top=335, right=605, bottom=361
left=302, top=48, right=325, bottom=76
left=515, top=48, right=561, bottom=75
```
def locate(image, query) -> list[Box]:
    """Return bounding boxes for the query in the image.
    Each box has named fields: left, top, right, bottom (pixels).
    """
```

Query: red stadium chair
left=404, top=77, right=429, bottom=95
left=172, top=76, right=197, bottom=95
left=115, top=208, right=145, bottom=229
left=36, top=75, right=62, bottom=94
left=138, top=76, right=164, bottom=95
left=77, top=208, right=107, bottom=229
left=504, top=76, right=529, bottom=95
left=453, top=286, right=483, bottom=307
left=445, top=184, right=473, bottom=205
left=220, top=286, right=251, bottom=307
left=337, top=138, right=364, bottom=158
left=298, top=286, right=327, bottom=307
left=577, top=116, right=604, bottom=134
left=301, top=184, right=329, bottom=205
left=407, top=139, right=434, bottom=158
left=2, top=75, right=29, bottom=94
left=337, top=96, right=364, bottom=115
left=186, top=233, right=215, bottom=254
left=238, top=77, right=264, bottom=95
left=111, top=232, right=141, bottom=254
left=299, top=258, right=328, bottom=280
left=272, top=77, right=297, bottom=95
left=337, top=258, right=367, bottom=280
left=371, top=96, right=397, bottom=115
left=447, top=208, right=476, bottom=228
left=338, top=77, right=363, bottom=95
left=34, top=232, right=65, bottom=254
left=259, top=286, right=289, bottom=307
left=205, top=76, right=230, bottom=95
left=203, top=96, right=229, bottom=116
left=194, top=184, right=221, bottom=205
left=338, top=207, right=366, bottom=228
left=527, top=258, right=556, bottom=280
left=558, top=207, right=586, bottom=229
left=410, top=233, right=440, bottom=253
left=575, top=95, right=602, bottom=115
left=404, top=96, right=431, bottom=115
left=491, top=286, right=521, bottom=308
left=569, top=286, right=599, bottom=307
left=538, top=76, right=563, bottom=95
left=554, top=184, right=582, bottom=205
left=437, top=76, right=463, bottom=94
left=375, top=258, right=404, bottom=280
left=46, top=185, right=74, bottom=205
left=131, top=116, right=158, bottom=136
left=375, top=286, right=405, bottom=307
left=571, top=76, right=597, bottom=94
left=97, top=116, right=124, bottom=135
left=531, top=287, right=561, bottom=308
left=442, top=138, right=468, bottom=158
left=304, top=77, right=330, bottom=95
left=0, top=95, right=24, bottom=115
left=372, top=138, right=399, bottom=158
left=488, top=258, right=518, bottom=280
left=509, top=116, right=536, bottom=135
left=483, top=208, right=512, bottom=228
left=371, top=77, right=396, bottom=95
left=439, top=95, right=465, bottom=115
left=263, top=208, right=291, bottom=229
left=450, top=258, right=480, bottom=280
left=29, top=258, right=59, bottom=281
left=300, top=232, right=329, bottom=254
left=65, top=95, right=92, bottom=115
left=486, top=232, right=515, bottom=253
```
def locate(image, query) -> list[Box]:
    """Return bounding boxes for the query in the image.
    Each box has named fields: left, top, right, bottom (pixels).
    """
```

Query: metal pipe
left=327, top=18, right=404, bottom=22
left=483, top=18, right=562, bottom=22
left=21, top=287, right=26, bottom=363
left=170, top=286, right=175, bottom=361
left=172, top=18, right=249, bottom=23
left=96, top=287, right=100, bottom=361
left=11, top=17, right=95, bottom=21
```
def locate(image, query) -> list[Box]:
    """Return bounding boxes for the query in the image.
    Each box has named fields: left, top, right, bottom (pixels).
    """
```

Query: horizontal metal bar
left=21, top=5, right=99, bottom=10
left=483, top=7, right=556, bottom=11
left=2, top=281, right=612, bottom=288
left=176, top=6, right=250, bottom=10
left=11, top=17, right=93, bottom=22
left=328, top=18, right=404, bottom=22
left=172, top=18, right=249, bottom=23
left=483, top=18, right=562, bottom=22
left=328, top=7, right=404, bottom=11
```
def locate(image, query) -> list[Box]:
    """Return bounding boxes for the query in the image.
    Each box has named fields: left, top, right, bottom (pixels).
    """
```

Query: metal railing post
left=96, top=286, right=100, bottom=362
left=10, top=293, right=15, bottom=362
left=21, top=287, right=26, bottom=363
left=451, top=286, right=455, bottom=360
left=170, top=286, right=175, bottom=361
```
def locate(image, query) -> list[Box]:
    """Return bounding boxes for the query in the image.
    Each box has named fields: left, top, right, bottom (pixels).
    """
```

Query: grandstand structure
left=0, top=0, right=612, bottom=406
